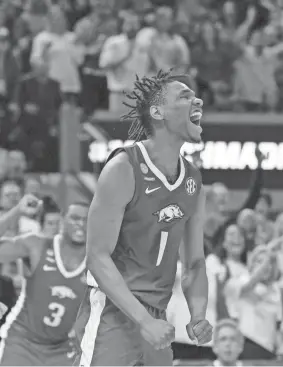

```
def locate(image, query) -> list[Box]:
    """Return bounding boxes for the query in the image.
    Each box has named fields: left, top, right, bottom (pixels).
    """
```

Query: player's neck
left=144, top=135, right=182, bottom=172
left=60, top=235, right=85, bottom=262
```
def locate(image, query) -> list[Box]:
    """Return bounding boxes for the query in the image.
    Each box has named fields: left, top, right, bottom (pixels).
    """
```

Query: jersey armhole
left=24, top=236, right=49, bottom=278
left=105, top=147, right=140, bottom=209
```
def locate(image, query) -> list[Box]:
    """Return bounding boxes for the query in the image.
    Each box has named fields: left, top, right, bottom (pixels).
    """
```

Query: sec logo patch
left=140, top=163, right=149, bottom=174
left=185, top=177, right=197, bottom=195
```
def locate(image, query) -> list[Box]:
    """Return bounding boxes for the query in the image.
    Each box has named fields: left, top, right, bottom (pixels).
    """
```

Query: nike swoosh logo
left=145, top=187, right=161, bottom=194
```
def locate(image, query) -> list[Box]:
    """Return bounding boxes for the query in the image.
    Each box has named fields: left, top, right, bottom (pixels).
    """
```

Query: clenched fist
left=140, top=318, right=175, bottom=350
left=17, top=194, right=42, bottom=217
left=186, top=319, right=213, bottom=346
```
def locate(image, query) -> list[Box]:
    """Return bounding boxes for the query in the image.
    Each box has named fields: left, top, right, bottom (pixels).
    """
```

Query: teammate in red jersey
left=75, top=70, right=213, bottom=366
left=0, top=201, right=88, bottom=366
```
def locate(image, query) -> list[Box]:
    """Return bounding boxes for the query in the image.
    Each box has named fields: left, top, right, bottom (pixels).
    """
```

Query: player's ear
left=150, top=105, right=164, bottom=120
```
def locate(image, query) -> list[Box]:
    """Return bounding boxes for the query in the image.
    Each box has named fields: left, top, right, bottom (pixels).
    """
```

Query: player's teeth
left=190, top=112, right=202, bottom=119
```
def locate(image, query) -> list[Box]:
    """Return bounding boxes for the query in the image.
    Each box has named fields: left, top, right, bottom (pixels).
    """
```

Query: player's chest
left=132, top=177, right=199, bottom=225
left=31, top=271, right=86, bottom=330
left=33, top=249, right=86, bottom=303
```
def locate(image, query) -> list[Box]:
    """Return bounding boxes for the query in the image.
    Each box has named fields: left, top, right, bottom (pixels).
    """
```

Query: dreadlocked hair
left=121, top=69, right=172, bottom=141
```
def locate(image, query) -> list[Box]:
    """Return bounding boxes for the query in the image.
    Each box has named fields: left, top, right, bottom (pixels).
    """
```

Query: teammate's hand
left=140, top=318, right=175, bottom=350
left=186, top=319, right=212, bottom=346
left=17, top=194, right=42, bottom=216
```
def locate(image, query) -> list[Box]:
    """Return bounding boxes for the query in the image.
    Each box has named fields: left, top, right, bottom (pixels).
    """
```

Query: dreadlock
left=121, top=69, right=173, bottom=141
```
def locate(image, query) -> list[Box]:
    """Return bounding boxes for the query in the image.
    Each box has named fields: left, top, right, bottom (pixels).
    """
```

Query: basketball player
left=75, top=70, right=213, bottom=366
left=0, top=202, right=88, bottom=366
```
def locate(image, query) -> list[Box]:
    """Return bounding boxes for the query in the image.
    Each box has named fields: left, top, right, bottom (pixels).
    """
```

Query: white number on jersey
left=43, top=302, right=66, bottom=327
left=156, top=231, right=169, bottom=266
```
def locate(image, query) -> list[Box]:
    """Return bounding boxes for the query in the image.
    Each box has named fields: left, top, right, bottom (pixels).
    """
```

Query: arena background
left=0, top=0, right=283, bottom=365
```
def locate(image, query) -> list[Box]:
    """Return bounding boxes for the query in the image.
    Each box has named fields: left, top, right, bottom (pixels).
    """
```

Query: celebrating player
left=0, top=202, right=88, bottom=366
left=75, top=70, right=212, bottom=366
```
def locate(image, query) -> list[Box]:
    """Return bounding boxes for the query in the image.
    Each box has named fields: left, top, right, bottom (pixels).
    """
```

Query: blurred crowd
left=168, top=149, right=283, bottom=363
left=0, top=0, right=283, bottom=365
left=0, top=0, right=282, bottom=168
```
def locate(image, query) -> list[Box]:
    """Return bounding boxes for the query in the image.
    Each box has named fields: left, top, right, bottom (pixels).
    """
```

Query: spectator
left=0, top=180, right=22, bottom=213
left=204, top=182, right=232, bottom=250
left=30, top=5, right=84, bottom=101
left=40, top=195, right=61, bottom=238
left=138, top=6, right=190, bottom=75
left=99, top=12, right=150, bottom=111
left=255, top=192, right=274, bottom=244
left=24, top=177, right=42, bottom=197
left=274, top=50, right=283, bottom=111
left=218, top=1, right=238, bottom=42
left=211, top=319, right=244, bottom=367
left=210, top=147, right=265, bottom=250
left=233, top=27, right=283, bottom=111
left=75, top=0, right=117, bottom=114
left=57, top=0, right=91, bottom=30
left=237, top=209, right=258, bottom=254
left=224, top=245, right=283, bottom=359
left=0, top=27, right=20, bottom=147
left=5, top=150, right=27, bottom=188
left=273, top=213, right=283, bottom=282
left=191, top=19, right=239, bottom=110
left=15, top=54, right=61, bottom=170
left=206, top=225, right=248, bottom=322
left=0, top=179, right=23, bottom=293
left=0, top=27, right=20, bottom=103
left=274, top=212, right=283, bottom=237
left=14, top=0, right=50, bottom=74
left=255, top=192, right=273, bottom=222
left=208, top=182, right=229, bottom=218
left=206, top=224, right=248, bottom=276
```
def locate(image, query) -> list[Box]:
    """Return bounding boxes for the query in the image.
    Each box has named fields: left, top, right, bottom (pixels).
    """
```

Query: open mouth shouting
left=190, top=109, right=203, bottom=126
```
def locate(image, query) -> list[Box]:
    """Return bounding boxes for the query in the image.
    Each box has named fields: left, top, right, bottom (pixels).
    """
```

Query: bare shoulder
left=95, top=152, right=135, bottom=208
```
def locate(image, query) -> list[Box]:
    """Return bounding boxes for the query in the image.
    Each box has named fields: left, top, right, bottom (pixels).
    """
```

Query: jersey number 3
left=43, top=302, right=66, bottom=327
left=156, top=231, right=168, bottom=266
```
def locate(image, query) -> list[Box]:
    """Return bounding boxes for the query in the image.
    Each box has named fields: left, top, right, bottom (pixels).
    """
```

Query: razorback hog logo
left=50, top=286, right=77, bottom=300
left=154, top=204, right=184, bottom=223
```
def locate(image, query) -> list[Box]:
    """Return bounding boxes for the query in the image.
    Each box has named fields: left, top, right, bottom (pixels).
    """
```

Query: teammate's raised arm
left=180, top=186, right=212, bottom=345
left=86, top=153, right=152, bottom=326
left=0, top=194, right=42, bottom=238
left=0, top=233, right=33, bottom=263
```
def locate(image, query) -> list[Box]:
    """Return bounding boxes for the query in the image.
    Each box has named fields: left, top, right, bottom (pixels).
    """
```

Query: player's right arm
left=0, top=234, right=31, bottom=263
left=86, top=152, right=174, bottom=349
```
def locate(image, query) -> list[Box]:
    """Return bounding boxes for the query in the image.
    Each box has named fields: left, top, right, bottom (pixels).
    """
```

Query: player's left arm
left=180, top=186, right=212, bottom=345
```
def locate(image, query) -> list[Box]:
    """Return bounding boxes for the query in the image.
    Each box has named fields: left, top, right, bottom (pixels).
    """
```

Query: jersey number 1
left=156, top=231, right=168, bottom=266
